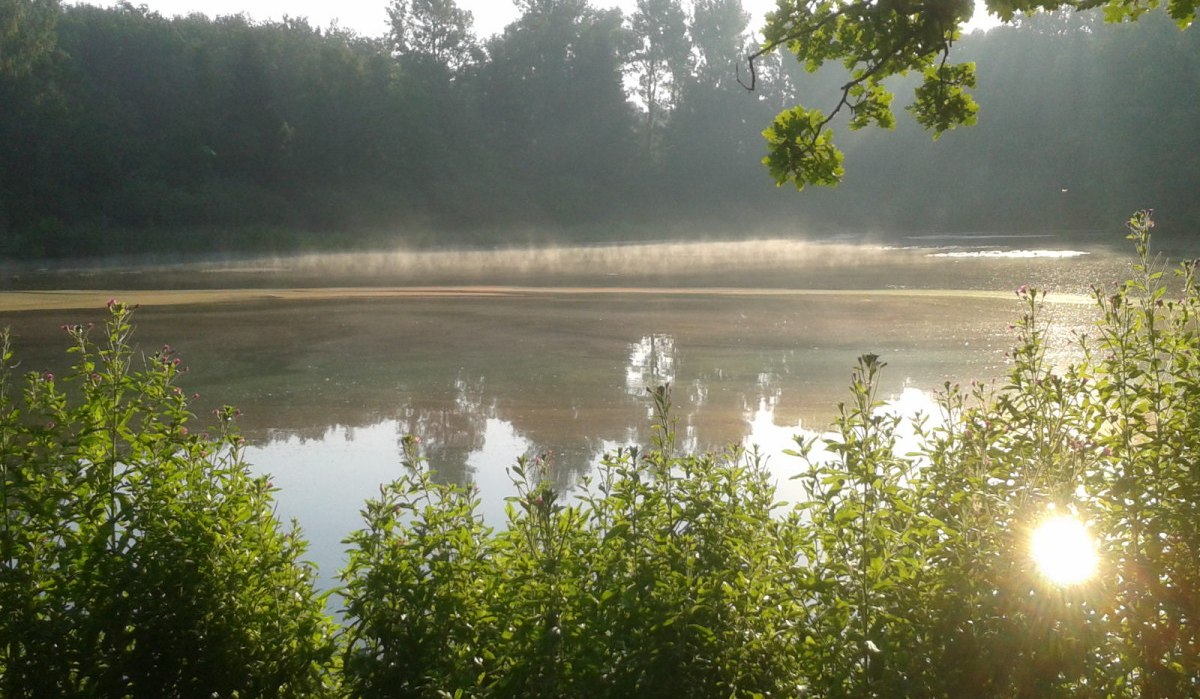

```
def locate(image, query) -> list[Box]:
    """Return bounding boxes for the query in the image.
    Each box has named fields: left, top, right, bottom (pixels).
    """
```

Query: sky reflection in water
left=250, top=389, right=943, bottom=590
left=247, top=341, right=947, bottom=594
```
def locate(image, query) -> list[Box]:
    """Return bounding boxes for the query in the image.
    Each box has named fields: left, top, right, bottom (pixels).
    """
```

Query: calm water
left=0, top=235, right=1138, bottom=588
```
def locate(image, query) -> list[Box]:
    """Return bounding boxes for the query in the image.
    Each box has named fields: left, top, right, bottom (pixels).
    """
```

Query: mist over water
left=5, top=233, right=1124, bottom=297
left=274, top=239, right=913, bottom=279
left=234, top=236, right=1108, bottom=290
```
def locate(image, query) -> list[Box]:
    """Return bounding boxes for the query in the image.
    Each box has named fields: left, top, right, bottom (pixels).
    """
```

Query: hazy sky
left=72, top=0, right=1000, bottom=40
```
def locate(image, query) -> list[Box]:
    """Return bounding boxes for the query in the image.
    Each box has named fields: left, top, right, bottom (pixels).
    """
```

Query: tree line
left=0, top=0, right=1196, bottom=259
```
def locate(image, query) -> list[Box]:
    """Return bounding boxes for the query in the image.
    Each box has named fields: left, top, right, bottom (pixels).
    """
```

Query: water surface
left=0, top=236, right=1137, bottom=588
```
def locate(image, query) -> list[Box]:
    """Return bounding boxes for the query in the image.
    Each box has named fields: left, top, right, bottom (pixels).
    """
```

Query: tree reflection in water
left=396, top=373, right=490, bottom=486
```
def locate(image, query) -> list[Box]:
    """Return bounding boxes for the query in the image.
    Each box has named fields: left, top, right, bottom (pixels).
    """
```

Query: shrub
left=0, top=302, right=338, bottom=698
left=339, top=386, right=808, bottom=698
left=785, top=210, right=1200, bottom=698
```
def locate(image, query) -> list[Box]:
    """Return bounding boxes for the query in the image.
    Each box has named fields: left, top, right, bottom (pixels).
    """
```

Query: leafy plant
left=752, top=1, right=1194, bottom=189
left=340, top=434, right=496, bottom=698
left=0, top=301, right=337, bottom=698
left=784, top=210, right=1199, bottom=698
left=340, top=385, right=810, bottom=698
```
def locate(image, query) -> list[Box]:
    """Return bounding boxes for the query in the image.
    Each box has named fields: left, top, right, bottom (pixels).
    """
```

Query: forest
left=1, top=0, right=1197, bottom=259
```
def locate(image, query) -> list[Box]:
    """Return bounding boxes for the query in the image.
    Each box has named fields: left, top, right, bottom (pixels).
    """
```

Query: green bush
left=340, top=387, right=808, bottom=698
left=782, top=210, right=1200, bottom=698
left=0, top=302, right=338, bottom=698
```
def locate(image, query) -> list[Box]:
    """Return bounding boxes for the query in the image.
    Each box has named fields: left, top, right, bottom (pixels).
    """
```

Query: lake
left=0, top=234, right=1137, bottom=589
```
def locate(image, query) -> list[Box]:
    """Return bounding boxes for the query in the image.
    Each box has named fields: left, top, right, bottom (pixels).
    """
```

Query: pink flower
left=106, top=298, right=117, bottom=308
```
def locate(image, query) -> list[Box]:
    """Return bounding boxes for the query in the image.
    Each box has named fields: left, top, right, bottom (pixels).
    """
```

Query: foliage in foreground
left=757, top=0, right=1196, bottom=190
left=0, top=303, right=338, bottom=698
left=783, top=214, right=1199, bottom=698
left=341, top=389, right=808, bottom=698
left=3, top=212, right=1200, bottom=698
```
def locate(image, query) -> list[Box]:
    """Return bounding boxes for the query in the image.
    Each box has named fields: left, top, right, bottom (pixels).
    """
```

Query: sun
left=1030, top=513, right=1099, bottom=586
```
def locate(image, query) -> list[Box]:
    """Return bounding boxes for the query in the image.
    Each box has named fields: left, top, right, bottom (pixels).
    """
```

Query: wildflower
left=43, top=372, right=53, bottom=382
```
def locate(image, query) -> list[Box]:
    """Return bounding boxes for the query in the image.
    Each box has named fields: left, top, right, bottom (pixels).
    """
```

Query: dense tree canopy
left=0, top=0, right=60, bottom=79
left=0, top=0, right=1196, bottom=259
left=387, top=0, right=479, bottom=72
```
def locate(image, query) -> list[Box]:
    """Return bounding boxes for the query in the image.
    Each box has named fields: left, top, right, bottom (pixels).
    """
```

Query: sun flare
left=1031, top=514, right=1099, bottom=586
